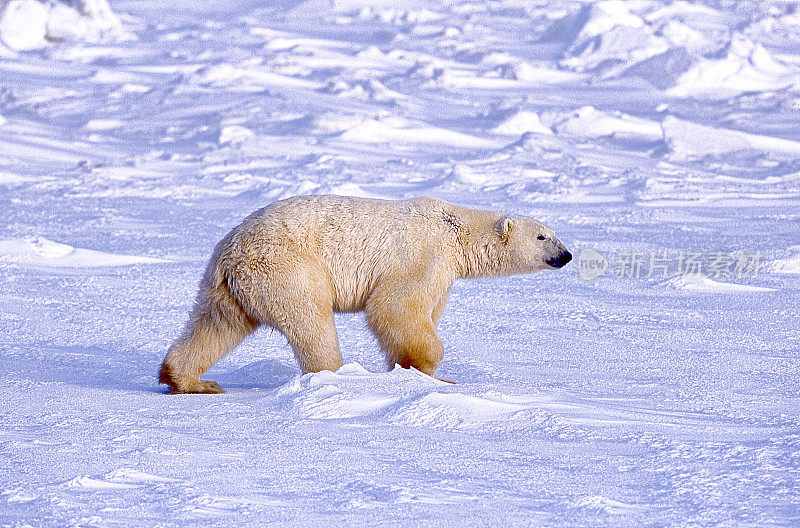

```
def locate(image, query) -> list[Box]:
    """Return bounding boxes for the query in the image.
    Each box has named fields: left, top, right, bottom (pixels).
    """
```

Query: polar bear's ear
left=497, top=216, right=514, bottom=241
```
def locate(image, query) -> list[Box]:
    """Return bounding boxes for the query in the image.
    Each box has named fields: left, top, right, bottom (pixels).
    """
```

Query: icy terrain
left=1, top=0, right=799, bottom=526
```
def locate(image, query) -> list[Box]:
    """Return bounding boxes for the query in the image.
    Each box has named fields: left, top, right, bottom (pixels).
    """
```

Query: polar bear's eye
left=537, top=234, right=546, bottom=241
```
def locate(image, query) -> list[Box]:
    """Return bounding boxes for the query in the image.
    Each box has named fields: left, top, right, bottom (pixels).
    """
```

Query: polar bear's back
left=227, top=195, right=463, bottom=312
left=245, top=194, right=448, bottom=247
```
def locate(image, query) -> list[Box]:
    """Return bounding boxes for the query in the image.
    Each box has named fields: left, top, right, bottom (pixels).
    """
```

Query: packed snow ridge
left=550, top=0, right=800, bottom=95
left=1, top=0, right=799, bottom=526
left=0, top=0, right=124, bottom=50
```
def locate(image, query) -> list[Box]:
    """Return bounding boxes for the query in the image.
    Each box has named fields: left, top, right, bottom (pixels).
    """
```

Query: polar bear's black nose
left=547, top=251, right=572, bottom=268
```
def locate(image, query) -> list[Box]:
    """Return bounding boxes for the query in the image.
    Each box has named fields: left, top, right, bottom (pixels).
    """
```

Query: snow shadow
left=210, top=359, right=299, bottom=390
left=5, top=344, right=164, bottom=393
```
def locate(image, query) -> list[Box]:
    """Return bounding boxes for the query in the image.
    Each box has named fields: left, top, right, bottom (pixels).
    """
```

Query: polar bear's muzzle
left=546, top=250, right=572, bottom=269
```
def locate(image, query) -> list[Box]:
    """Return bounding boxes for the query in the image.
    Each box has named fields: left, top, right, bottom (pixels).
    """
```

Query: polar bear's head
left=496, top=216, right=571, bottom=274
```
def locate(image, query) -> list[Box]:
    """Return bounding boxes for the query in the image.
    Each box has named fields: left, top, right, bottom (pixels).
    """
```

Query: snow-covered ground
left=1, top=0, right=799, bottom=526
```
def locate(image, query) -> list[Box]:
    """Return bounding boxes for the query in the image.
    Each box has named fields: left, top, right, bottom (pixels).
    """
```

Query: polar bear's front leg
left=365, top=286, right=445, bottom=377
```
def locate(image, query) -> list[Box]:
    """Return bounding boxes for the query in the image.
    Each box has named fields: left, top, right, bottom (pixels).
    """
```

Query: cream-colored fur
left=159, top=195, right=571, bottom=393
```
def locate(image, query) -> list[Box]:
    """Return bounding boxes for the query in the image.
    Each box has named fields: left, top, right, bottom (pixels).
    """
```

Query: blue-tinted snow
left=1, top=0, right=799, bottom=526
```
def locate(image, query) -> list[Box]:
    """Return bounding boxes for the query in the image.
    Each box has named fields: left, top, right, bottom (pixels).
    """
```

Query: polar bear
left=159, top=195, right=571, bottom=393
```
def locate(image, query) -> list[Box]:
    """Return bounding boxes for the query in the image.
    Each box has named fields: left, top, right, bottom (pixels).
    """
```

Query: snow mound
left=772, top=257, right=800, bottom=274
left=643, top=1, right=722, bottom=24
left=495, top=61, right=582, bottom=84
left=188, top=63, right=319, bottom=90
left=663, top=116, right=800, bottom=159
left=323, top=78, right=405, bottom=103
left=105, top=468, right=181, bottom=484
left=622, top=46, right=696, bottom=90
left=574, top=1, right=644, bottom=42
left=668, top=274, right=774, bottom=293
left=324, top=182, right=381, bottom=198
left=769, top=246, right=800, bottom=274
left=559, top=1, right=668, bottom=72
left=353, top=6, right=443, bottom=26
left=572, top=495, right=641, bottom=514
left=313, top=112, right=370, bottom=134
left=272, top=363, right=544, bottom=429
left=667, top=35, right=797, bottom=97
left=383, top=392, right=531, bottom=429
left=0, top=171, right=32, bottom=186
left=553, top=106, right=662, bottom=141
left=0, top=0, right=46, bottom=50
left=0, top=0, right=124, bottom=50
left=218, top=124, right=254, bottom=145
left=66, top=476, right=138, bottom=490
left=492, top=110, right=552, bottom=136
left=0, top=236, right=169, bottom=267
left=551, top=1, right=795, bottom=96
left=83, top=118, right=124, bottom=131
left=339, top=116, right=496, bottom=148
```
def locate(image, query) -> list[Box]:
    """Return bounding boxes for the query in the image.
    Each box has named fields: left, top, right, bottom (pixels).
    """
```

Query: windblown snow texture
left=1, top=0, right=799, bottom=527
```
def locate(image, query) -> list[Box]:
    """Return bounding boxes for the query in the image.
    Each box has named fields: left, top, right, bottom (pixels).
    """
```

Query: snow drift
left=0, top=0, right=123, bottom=50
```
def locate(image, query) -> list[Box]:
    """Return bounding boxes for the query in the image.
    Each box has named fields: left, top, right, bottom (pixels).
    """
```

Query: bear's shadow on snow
left=17, top=345, right=165, bottom=393
left=17, top=345, right=296, bottom=393
left=209, top=359, right=298, bottom=390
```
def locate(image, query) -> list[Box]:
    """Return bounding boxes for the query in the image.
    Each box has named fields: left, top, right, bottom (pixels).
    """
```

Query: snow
left=667, top=35, right=798, bottom=97
left=493, top=111, right=553, bottom=136
left=339, top=116, right=497, bottom=148
left=0, top=236, right=169, bottom=267
left=561, top=1, right=668, bottom=72
left=770, top=246, right=800, bottom=274
left=0, top=0, right=48, bottom=51
left=668, top=274, right=776, bottom=293
left=0, top=0, right=124, bottom=50
left=663, top=116, right=800, bottom=159
left=1, top=0, right=799, bottom=526
left=551, top=106, right=663, bottom=141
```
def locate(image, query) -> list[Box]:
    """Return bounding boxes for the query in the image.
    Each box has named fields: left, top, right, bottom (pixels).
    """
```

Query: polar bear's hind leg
left=159, top=279, right=257, bottom=394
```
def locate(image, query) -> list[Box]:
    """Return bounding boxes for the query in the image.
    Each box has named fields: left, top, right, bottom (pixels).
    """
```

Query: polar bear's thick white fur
left=159, top=195, right=571, bottom=393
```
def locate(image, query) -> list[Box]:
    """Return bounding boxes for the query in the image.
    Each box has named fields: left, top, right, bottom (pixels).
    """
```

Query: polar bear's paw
left=188, top=380, right=225, bottom=394
left=159, top=362, right=225, bottom=394
left=165, top=379, right=224, bottom=394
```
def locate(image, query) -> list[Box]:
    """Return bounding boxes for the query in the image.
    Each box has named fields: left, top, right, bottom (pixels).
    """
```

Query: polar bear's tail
left=159, top=261, right=258, bottom=394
